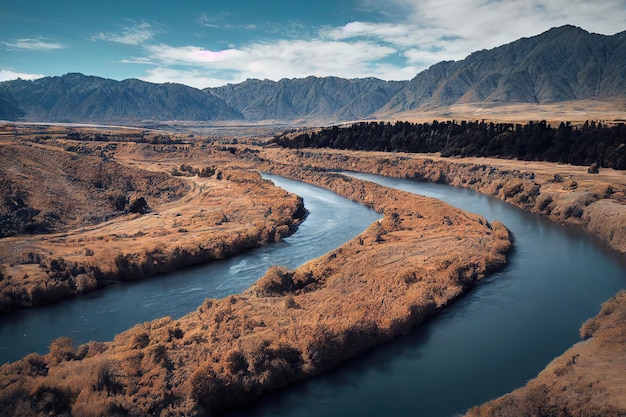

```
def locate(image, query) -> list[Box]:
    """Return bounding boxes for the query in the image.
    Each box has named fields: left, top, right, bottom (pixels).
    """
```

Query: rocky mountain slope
left=0, top=25, right=624, bottom=123
left=0, top=73, right=243, bottom=123
left=380, top=25, right=626, bottom=114
left=207, top=76, right=405, bottom=121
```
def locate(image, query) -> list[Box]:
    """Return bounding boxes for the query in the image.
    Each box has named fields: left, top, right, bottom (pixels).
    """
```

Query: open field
left=384, top=99, right=626, bottom=126
left=0, top=126, right=511, bottom=415
left=0, top=123, right=624, bottom=416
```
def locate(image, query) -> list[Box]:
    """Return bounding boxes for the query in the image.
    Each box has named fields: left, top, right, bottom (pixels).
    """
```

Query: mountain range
left=1, top=25, right=624, bottom=124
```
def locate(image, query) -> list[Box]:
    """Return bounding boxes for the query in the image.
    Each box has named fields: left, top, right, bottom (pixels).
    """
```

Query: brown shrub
left=254, top=265, right=295, bottom=296
left=92, top=360, right=123, bottom=395
left=189, top=362, right=245, bottom=414
left=48, top=336, right=76, bottom=364
left=28, top=382, right=75, bottom=417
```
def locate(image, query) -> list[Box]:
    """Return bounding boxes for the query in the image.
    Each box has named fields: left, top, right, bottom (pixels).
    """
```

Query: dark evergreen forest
left=274, top=120, right=626, bottom=170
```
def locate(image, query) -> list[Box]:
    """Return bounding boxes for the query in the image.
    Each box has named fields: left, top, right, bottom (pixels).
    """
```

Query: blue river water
left=1, top=172, right=624, bottom=417
left=224, top=172, right=626, bottom=417
left=0, top=174, right=381, bottom=363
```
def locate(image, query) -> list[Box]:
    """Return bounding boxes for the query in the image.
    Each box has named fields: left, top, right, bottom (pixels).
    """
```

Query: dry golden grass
left=250, top=146, right=626, bottom=254
left=466, top=291, right=626, bottom=417
left=0, top=164, right=511, bottom=416
left=0, top=134, right=306, bottom=313
left=1, top=123, right=624, bottom=416
left=381, top=99, right=626, bottom=126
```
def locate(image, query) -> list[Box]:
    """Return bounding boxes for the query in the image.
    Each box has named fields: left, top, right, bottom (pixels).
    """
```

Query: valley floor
left=0, top=124, right=625, bottom=416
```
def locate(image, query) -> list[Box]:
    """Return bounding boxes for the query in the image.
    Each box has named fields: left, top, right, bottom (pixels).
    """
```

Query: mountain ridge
left=380, top=25, right=626, bottom=114
left=0, top=74, right=243, bottom=123
left=1, top=25, right=625, bottom=123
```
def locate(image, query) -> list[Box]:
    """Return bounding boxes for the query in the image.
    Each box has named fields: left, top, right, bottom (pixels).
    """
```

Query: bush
left=190, top=362, right=244, bottom=413
left=93, top=360, right=123, bottom=395
left=226, top=350, right=249, bottom=375
left=48, top=337, right=76, bottom=363
left=128, top=196, right=149, bottom=214
left=255, top=266, right=295, bottom=295
left=109, top=193, right=127, bottom=211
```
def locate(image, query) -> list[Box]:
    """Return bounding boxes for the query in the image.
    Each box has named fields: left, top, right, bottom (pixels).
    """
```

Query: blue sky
left=2, top=0, right=626, bottom=88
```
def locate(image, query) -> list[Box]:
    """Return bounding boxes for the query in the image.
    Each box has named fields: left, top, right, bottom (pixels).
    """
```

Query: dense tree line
left=274, top=120, right=626, bottom=170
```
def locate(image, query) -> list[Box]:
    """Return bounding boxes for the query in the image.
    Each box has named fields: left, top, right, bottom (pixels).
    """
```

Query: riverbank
left=0, top=169, right=511, bottom=416
left=466, top=289, right=626, bottom=417
left=1, top=126, right=624, bottom=416
left=0, top=134, right=306, bottom=314
left=253, top=147, right=626, bottom=254
left=236, top=146, right=625, bottom=416
left=116, top=139, right=626, bottom=415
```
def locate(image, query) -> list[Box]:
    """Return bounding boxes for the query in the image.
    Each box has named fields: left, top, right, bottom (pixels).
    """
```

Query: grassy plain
left=384, top=99, right=626, bottom=126
left=0, top=125, right=511, bottom=415
left=0, top=125, right=306, bottom=313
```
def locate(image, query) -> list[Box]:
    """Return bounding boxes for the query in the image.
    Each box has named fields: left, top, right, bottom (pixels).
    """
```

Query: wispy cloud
left=92, top=21, right=159, bottom=45
left=2, top=38, right=64, bottom=51
left=0, top=69, right=45, bottom=81
left=197, top=12, right=258, bottom=31
left=198, top=12, right=229, bottom=29
left=128, top=0, right=626, bottom=88
left=370, top=0, right=626, bottom=63
left=139, top=39, right=413, bottom=88
left=325, top=22, right=426, bottom=48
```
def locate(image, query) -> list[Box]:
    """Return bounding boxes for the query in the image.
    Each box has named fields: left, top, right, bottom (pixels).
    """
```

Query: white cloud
left=326, top=22, right=427, bottom=48
left=2, top=38, right=64, bottom=51
left=139, top=39, right=406, bottom=88
left=0, top=69, right=45, bottom=82
left=374, top=0, right=626, bottom=63
left=128, top=0, right=626, bottom=88
left=141, top=67, right=223, bottom=89
left=144, top=44, right=245, bottom=65
left=92, top=21, right=159, bottom=45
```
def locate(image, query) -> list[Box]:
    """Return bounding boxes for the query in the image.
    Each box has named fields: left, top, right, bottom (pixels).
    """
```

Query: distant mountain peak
left=379, top=24, right=626, bottom=114
left=0, top=73, right=243, bottom=122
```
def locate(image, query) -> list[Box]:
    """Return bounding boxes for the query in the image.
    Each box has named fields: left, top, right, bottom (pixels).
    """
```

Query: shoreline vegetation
left=0, top=128, right=307, bottom=314
left=0, top=123, right=624, bottom=416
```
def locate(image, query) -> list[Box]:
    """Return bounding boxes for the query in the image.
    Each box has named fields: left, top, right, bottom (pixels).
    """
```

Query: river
left=1, top=173, right=625, bottom=417
left=224, top=172, right=626, bottom=417
left=0, top=175, right=381, bottom=363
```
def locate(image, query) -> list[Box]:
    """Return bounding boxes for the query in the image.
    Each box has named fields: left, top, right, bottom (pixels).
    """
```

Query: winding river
left=0, top=175, right=381, bottom=363
left=225, top=172, right=626, bottom=417
left=1, top=173, right=625, bottom=417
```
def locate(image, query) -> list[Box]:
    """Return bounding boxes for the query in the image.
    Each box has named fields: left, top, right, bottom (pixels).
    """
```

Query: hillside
left=380, top=25, right=626, bottom=114
left=207, top=76, right=405, bottom=121
left=0, top=74, right=243, bottom=123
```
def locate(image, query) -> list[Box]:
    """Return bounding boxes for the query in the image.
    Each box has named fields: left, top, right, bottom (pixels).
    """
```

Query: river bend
left=225, top=172, right=626, bottom=417
left=1, top=173, right=625, bottom=417
left=0, top=175, right=381, bottom=363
